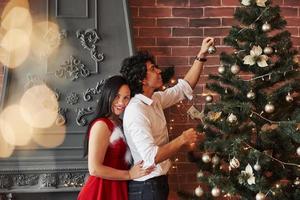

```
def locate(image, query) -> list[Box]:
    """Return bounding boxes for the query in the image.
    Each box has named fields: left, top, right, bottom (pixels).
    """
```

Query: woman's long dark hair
left=83, top=75, right=128, bottom=157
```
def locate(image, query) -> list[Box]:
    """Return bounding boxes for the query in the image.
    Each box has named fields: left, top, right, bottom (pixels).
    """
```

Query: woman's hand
left=128, top=160, right=156, bottom=180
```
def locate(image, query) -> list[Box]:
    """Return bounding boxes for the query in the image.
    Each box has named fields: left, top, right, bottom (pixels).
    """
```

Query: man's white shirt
left=123, top=79, right=193, bottom=181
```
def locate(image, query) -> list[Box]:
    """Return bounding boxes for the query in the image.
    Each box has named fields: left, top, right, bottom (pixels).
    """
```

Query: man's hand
left=180, top=128, right=205, bottom=151
left=198, top=37, right=214, bottom=57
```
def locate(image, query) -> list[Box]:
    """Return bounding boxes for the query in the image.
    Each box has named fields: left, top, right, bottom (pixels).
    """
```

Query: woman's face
left=111, top=84, right=131, bottom=116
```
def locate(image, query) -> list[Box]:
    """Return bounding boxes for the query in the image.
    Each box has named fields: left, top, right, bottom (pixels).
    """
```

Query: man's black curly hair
left=120, top=51, right=155, bottom=97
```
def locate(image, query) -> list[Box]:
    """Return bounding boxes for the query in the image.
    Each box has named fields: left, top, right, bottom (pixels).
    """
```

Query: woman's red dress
left=77, top=118, right=130, bottom=200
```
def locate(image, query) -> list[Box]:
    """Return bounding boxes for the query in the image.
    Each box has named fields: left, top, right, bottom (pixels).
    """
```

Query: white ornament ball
left=212, top=155, right=220, bottom=165
left=262, top=22, right=271, bottom=32
left=202, top=153, right=211, bottom=163
left=230, top=64, right=240, bottom=74
left=211, top=187, right=221, bottom=197
left=227, top=113, right=238, bottom=124
left=254, top=162, right=261, bottom=171
left=195, top=186, right=204, bottom=197
left=264, top=103, right=275, bottom=113
left=286, top=93, right=294, bottom=103
left=247, top=90, right=256, bottom=100
left=208, top=46, right=216, bottom=54
left=205, top=95, right=213, bottom=103
left=229, top=157, right=240, bottom=168
left=297, top=146, right=300, bottom=156
left=255, top=192, right=265, bottom=200
left=218, top=65, right=225, bottom=74
left=197, top=171, right=204, bottom=178
left=263, top=46, right=273, bottom=55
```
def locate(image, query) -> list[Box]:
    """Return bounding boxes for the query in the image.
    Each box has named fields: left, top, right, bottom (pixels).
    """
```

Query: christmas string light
left=243, top=142, right=300, bottom=168
left=243, top=69, right=300, bottom=82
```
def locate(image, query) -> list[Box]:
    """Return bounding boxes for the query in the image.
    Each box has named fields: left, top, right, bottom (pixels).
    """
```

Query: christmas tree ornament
left=227, top=113, right=238, bottom=124
left=241, top=0, right=251, bottom=6
left=241, top=164, right=255, bottom=185
left=247, top=90, right=256, bottom=100
left=211, top=187, right=221, bottom=197
left=218, top=65, right=225, bottom=74
left=208, top=45, right=216, bottom=54
left=207, top=111, right=222, bottom=121
left=195, top=185, right=204, bottom=197
left=202, top=153, right=211, bottom=163
left=264, top=102, right=275, bottom=113
left=205, top=95, right=213, bottom=103
left=187, top=105, right=204, bottom=120
left=243, top=45, right=268, bottom=67
left=254, top=162, right=261, bottom=171
left=230, top=64, right=240, bottom=74
left=212, top=155, right=220, bottom=165
left=255, top=192, right=265, bottom=200
left=262, top=22, right=271, bottom=32
left=285, top=93, right=294, bottom=102
left=256, top=0, right=267, bottom=7
left=296, top=146, right=300, bottom=156
left=263, top=46, right=273, bottom=55
left=230, top=157, right=240, bottom=169
left=197, top=171, right=204, bottom=178
left=294, top=178, right=300, bottom=185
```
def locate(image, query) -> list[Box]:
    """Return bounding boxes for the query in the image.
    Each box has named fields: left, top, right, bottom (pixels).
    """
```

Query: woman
left=78, top=75, right=153, bottom=200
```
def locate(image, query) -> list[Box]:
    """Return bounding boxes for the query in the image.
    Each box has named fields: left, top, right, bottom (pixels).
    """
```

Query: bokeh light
left=0, top=105, right=33, bottom=146
left=32, top=125, right=66, bottom=148
left=0, top=130, right=14, bottom=158
left=31, top=21, right=61, bottom=58
left=0, top=28, right=30, bottom=68
left=20, top=84, right=58, bottom=128
left=1, top=7, right=32, bottom=34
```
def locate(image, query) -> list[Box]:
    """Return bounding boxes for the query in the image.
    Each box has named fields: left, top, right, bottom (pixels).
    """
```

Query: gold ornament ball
left=208, top=46, right=216, bottom=54
left=202, top=153, right=211, bottom=163
left=195, top=186, right=204, bottom=197
left=263, top=46, right=273, bottom=55
left=247, top=90, right=256, bottom=100
left=255, top=192, right=265, bottom=200
left=262, top=22, right=271, bottom=32
left=218, top=65, right=225, bottom=74
left=230, top=64, right=240, bottom=74
left=205, top=95, right=213, bottom=103
left=286, top=93, right=294, bottom=102
left=211, top=187, right=221, bottom=197
left=264, top=103, right=275, bottom=113
left=229, top=157, right=240, bottom=168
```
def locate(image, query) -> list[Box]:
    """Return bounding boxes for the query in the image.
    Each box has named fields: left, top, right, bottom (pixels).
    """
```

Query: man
left=120, top=37, right=214, bottom=200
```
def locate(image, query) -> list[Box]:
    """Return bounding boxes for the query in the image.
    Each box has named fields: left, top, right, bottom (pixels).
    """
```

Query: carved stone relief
left=83, top=80, right=104, bottom=102
left=76, top=107, right=94, bottom=126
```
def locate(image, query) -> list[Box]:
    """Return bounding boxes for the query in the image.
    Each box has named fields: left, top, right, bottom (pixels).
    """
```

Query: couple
left=77, top=37, right=214, bottom=200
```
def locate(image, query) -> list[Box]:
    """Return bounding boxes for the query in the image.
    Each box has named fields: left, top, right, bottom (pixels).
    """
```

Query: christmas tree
left=186, top=0, right=300, bottom=199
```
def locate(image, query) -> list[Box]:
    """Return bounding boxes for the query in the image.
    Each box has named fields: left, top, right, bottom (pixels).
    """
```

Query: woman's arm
left=88, top=121, right=151, bottom=180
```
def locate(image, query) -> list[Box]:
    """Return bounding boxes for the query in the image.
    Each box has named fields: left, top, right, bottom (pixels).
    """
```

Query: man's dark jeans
left=128, top=175, right=169, bottom=200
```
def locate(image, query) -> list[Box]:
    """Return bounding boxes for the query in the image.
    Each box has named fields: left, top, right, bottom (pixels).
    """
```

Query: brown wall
left=127, top=0, right=300, bottom=198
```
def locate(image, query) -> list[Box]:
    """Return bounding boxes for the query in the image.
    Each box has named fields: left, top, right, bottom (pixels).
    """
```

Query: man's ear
left=141, top=79, right=146, bottom=85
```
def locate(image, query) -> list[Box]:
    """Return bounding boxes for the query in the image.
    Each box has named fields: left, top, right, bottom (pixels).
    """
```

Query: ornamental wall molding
left=83, top=80, right=104, bottom=102
left=55, top=56, right=91, bottom=81
left=76, top=29, right=104, bottom=63
left=76, top=107, right=94, bottom=126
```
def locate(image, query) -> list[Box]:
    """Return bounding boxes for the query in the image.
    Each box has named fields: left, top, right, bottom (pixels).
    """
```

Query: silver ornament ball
left=197, top=171, right=204, bottom=178
left=205, top=95, right=213, bottom=103
left=247, top=90, right=256, bottom=100
left=195, top=186, right=204, bottom=197
left=227, top=113, right=238, bottom=124
left=262, top=22, right=271, bottom=32
left=211, top=187, right=221, bottom=197
left=218, top=65, right=225, bottom=74
left=229, top=157, right=240, bottom=168
left=263, top=46, right=273, bottom=55
left=264, top=103, right=275, bottom=113
left=230, top=64, right=240, bottom=74
left=212, top=155, right=220, bottom=165
left=286, top=93, right=294, bottom=102
left=297, top=146, right=300, bottom=156
left=254, top=162, right=261, bottom=171
left=255, top=192, right=265, bottom=200
left=202, top=153, right=211, bottom=163
left=208, top=46, right=216, bottom=54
